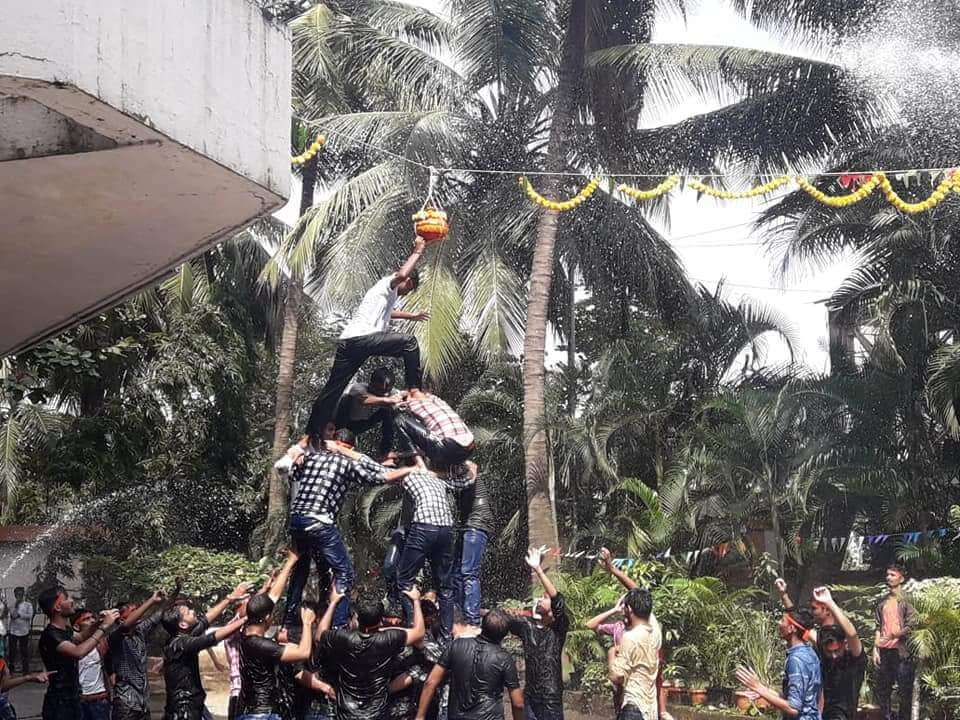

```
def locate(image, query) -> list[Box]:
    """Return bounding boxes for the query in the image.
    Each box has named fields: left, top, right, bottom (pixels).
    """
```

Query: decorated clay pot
left=412, top=207, right=449, bottom=241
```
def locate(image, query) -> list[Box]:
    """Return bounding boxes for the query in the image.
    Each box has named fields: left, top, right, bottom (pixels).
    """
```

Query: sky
left=275, top=0, right=860, bottom=373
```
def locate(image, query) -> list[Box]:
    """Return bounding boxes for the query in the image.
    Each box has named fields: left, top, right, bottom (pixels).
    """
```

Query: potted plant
left=688, top=679, right=709, bottom=706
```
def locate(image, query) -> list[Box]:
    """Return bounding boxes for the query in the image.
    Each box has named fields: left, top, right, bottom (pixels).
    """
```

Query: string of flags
left=546, top=527, right=960, bottom=568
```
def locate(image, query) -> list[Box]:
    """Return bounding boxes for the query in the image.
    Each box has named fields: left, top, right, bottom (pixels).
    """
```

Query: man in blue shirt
left=737, top=608, right=822, bottom=720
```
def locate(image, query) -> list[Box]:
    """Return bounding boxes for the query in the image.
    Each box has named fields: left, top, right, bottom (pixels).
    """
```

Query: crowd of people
left=0, top=235, right=920, bottom=720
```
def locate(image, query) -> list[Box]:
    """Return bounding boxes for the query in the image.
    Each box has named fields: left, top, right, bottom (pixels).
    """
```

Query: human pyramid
left=4, top=231, right=915, bottom=720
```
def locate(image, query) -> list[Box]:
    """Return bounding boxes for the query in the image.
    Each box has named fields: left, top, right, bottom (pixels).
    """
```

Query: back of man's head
left=37, top=587, right=62, bottom=617
left=370, top=367, right=395, bottom=388
left=354, top=597, right=383, bottom=630
left=245, top=594, right=275, bottom=625
left=481, top=609, right=510, bottom=643
left=624, top=588, right=653, bottom=621
left=13, top=587, right=24, bottom=598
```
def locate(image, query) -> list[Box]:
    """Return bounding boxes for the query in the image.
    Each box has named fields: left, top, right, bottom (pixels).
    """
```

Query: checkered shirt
left=110, top=612, right=163, bottom=711
left=402, top=470, right=456, bottom=526
left=290, top=450, right=386, bottom=520
left=405, top=396, right=474, bottom=446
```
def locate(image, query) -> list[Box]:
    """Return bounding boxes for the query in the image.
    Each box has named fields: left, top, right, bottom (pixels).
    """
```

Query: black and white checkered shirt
left=109, top=612, right=163, bottom=711
left=289, top=450, right=386, bottom=521
left=402, top=470, right=457, bottom=526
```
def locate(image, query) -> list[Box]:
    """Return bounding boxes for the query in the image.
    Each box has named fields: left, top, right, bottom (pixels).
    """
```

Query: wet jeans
left=454, top=528, right=488, bottom=625
left=81, top=699, right=112, bottom=720
left=396, top=523, right=455, bottom=633
left=285, top=515, right=353, bottom=628
left=524, top=697, right=564, bottom=720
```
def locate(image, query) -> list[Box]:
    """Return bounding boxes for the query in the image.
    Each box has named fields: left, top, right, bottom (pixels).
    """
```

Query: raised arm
left=414, top=664, right=447, bottom=720
left=205, top=582, right=253, bottom=624
left=123, top=591, right=165, bottom=630
left=527, top=548, right=558, bottom=599
left=57, top=610, right=119, bottom=660
left=393, top=237, right=427, bottom=287
left=599, top=548, right=638, bottom=591
left=812, top=587, right=862, bottom=656
left=586, top=599, right=624, bottom=633
left=318, top=585, right=346, bottom=635
left=269, top=548, right=301, bottom=604
left=280, top=607, right=316, bottom=663
left=211, top=614, right=245, bottom=644
left=775, top=578, right=795, bottom=610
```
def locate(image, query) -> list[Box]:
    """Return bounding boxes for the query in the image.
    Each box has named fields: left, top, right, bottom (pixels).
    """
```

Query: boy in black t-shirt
left=36, top=587, right=120, bottom=720
left=811, top=587, right=866, bottom=720
left=160, top=582, right=250, bottom=720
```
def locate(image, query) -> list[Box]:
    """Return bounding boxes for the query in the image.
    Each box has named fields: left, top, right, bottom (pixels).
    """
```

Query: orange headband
left=784, top=613, right=811, bottom=641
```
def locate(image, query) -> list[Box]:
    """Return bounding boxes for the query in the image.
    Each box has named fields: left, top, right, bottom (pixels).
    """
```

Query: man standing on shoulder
left=811, top=587, right=866, bottom=720
left=8, top=588, right=33, bottom=675
left=608, top=589, right=661, bottom=720
left=37, top=587, right=120, bottom=720
left=449, top=461, right=492, bottom=627
left=415, top=609, right=523, bottom=720
left=305, top=236, right=430, bottom=444
left=110, top=590, right=166, bottom=720
left=160, top=582, right=250, bottom=720
left=736, top=608, right=821, bottom=720
left=873, top=564, right=915, bottom=720
left=508, top=547, right=569, bottom=720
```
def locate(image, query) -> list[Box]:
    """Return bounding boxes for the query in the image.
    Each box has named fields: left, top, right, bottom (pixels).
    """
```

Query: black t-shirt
left=320, top=627, right=407, bottom=720
left=456, top=473, right=494, bottom=535
left=39, top=624, right=80, bottom=697
left=163, top=619, right=218, bottom=713
left=442, top=636, right=519, bottom=720
left=508, top=594, right=568, bottom=702
left=293, top=641, right=337, bottom=719
left=387, top=645, right=431, bottom=720
left=822, top=650, right=867, bottom=719
left=238, top=634, right=285, bottom=714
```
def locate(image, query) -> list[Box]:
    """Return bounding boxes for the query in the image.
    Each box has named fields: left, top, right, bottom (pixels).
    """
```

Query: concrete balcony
left=0, top=0, right=291, bottom=356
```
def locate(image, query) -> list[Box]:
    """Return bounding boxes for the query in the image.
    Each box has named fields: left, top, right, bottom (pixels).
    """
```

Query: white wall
left=0, top=0, right=291, bottom=196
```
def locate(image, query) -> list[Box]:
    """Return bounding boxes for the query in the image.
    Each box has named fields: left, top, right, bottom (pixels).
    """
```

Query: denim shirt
left=782, top=644, right=822, bottom=720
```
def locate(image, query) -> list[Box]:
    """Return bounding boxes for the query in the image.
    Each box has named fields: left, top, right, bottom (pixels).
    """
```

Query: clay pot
left=857, top=706, right=884, bottom=720
left=754, top=697, right=770, bottom=709
left=412, top=208, right=449, bottom=241
left=689, top=689, right=708, bottom=706
left=734, top=690, right=753, bottom=713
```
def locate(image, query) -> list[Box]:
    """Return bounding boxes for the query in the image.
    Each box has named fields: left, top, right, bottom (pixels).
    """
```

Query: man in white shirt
left=8, top=588, right=33, bottom=674
left=73, top=608, right=111, bottom=720
left=305, top=236, right=430, bottom=445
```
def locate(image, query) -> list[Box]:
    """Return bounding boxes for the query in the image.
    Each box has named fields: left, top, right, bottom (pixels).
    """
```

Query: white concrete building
left=0, top=0, right=291, bottom=356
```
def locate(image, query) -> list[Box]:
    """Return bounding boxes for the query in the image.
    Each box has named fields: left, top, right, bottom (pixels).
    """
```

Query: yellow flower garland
left=688, top=175, right=791, bottom=199
left=875, top=171, right=958, bottom=215
left=292, top=134, right=326, bottom=165
left=795, top=174, right=881, bottom=208
left=617, top=175, right=680, bottom=200
left=515, top=169, right=959, bottom=214
left=518, top=176, right=601, bottom=212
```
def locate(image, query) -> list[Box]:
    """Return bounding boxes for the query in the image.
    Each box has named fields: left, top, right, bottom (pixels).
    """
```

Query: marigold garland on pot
left=518, top=176, right=601, bottom=212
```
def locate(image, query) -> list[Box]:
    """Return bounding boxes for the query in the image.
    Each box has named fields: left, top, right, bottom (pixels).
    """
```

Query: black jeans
left=7, top=634, right=29, bottom=674
left=42, top=692, right=82, bottom=720
left=618, top=705, right=645, bottom=720
left=335, top=404, right=396, bottom=458
left=113, top=701, right=151, bottom=720
left=396, top=523, right=455, bottom=634
left=394, top=414, right=473, bottom=467
left=524, top=697, right=564, bottom=720
left=876, top=648, right=914, bottom=720
left=306, top=332, right=421, bottom=437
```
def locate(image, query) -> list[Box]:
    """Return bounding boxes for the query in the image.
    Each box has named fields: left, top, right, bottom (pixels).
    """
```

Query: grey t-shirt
left=340, top=382, right=399, bottom=422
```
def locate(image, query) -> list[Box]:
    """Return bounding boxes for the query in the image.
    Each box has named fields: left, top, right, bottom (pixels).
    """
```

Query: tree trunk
left=566, top=259, right=577, bottom=418
left=522, top=0, right=586, bottom=555
left=262, top=155, right=316, bottom=553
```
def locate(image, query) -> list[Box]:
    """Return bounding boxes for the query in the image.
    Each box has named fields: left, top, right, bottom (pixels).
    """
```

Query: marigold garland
left=688, top=175, right=791, bottom=199
left=795, top=174, right=881, bottom=208
left=292, top=134, right=326, bottom=165
left=518, top=176, right=601, bottom=212
left=516, top=169, right=959, bottom=214
left=617, top=175, right=680, bottom=200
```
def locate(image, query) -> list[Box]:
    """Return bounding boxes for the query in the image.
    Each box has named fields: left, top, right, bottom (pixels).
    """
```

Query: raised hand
left=774, top=578, right=787, bottom=593
left=301, top=606, right=317, bottom=625
left=229, top=582, right=254, bottom=601
left=599, top=547, right=613, bottom=568
left=329, top=583, right=345, bottom=606
left=151, top=590, right=166, bottom=603
left=812, top=586, right=834, bottom=606
left=99, top=609, right=120, bottom=629
left=525, top=547, right=544, bottom=570
left=402, top=586, right=422, bottom=603
left=735, top=665, right=761, bottom=692
left=413, top=237, right=427, bottom=254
